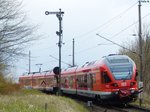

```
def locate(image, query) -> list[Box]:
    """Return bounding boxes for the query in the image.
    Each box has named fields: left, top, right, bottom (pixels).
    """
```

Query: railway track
left=73, top=96, right=150, bottom=112
left=87, top=103, right=150, bottom=112
left=62, top=93, right=150, bottom=112
left=127, top=104, right=150, bottom=112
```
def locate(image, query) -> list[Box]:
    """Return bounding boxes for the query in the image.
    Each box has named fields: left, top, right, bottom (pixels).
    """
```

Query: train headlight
left=130, top=82, right=135, bottom=87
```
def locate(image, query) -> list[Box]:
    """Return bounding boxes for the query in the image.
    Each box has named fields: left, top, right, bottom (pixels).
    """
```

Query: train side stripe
left=61, top=88, right=112, bottom=98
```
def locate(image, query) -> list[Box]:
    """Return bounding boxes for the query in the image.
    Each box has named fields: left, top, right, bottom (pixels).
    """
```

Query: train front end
left=101, top=54, right=138, bottom=103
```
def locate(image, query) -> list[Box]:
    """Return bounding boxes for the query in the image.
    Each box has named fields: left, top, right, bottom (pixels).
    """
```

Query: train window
left=108, top=58, right=129, bottom=64
left=77, top=74, right=88, bottom=88
left=62, top=77, right=69, bottom=87
left=61, top=77, right=65, bottom=87
left=87, top=73, right=93, bottom=89
left=110, top=66, right=133, bottom=80
left=83, top=75, right=87, bottom=88
left=101, top=72, right=111, bottom=83
left=32, top=79, right=36, bottom=86
left=84, top=75, right=87, bottom=83
left=69, top=76, right=74, bottom=88
left=24, top=79, right=31, bottom=85
left=91, top=74, right=96, bottom=84
left=77, top=75, right=82, bottom=88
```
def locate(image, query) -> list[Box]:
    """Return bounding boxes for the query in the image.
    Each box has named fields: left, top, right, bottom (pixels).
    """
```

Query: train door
left=87, top=73, right=93, bottom=90
left=100, top=71, right=105, bottom=91
left=100, top=70, right=112, bottom=91
left=99, top=68, right=107, bottom=91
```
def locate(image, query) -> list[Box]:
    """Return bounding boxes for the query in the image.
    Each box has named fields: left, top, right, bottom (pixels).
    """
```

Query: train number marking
left=121, top=82, right=127, bottom=86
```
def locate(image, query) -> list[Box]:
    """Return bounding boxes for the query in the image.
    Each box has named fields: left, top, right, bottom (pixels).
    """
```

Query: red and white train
left=19, top=54, right=139, bottom=103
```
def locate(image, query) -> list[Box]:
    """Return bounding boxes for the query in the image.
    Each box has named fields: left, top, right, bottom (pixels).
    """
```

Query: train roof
left=19, top=54, right=134, bottom=78
left=19, top=70, right=54, bottom=78
left=102, top=54, right=134, bottom=66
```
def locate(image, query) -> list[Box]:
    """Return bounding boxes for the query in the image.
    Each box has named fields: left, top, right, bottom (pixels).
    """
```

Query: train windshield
left=110, top=66, right=133, bottom=80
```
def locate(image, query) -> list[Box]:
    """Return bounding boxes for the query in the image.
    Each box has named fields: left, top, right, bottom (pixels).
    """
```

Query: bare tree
left=119, top=24, right=150, bottom=94
left=0, top=0, right=37, bottom=71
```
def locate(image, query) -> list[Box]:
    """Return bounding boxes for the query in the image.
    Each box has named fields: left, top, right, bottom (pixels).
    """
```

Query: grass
left=130, top=93, right=150, bottom=108
left=20, top=89, right=44, bottom=95
left=0, top=88, right=150, bottom=112
left=0, top=90, right=89, bottom=112
left=0, top=74, right=88, bottom=112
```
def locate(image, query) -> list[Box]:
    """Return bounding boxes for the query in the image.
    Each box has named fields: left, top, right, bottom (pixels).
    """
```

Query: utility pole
left=138, top=0, right=143, bottom=107
left=29, top=50, right=31, bottom=74
left=72, top=38, right=75, bottom=67
left=45, top=9, right=64, bottom=95
left=138, top=0, right=149, bottom=106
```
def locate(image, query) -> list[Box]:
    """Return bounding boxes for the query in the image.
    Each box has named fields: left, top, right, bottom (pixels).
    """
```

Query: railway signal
left=53, top=66, right=60, bottom=75
left=53, top=66, right=60, bottom=86
left=45, top=9, right=64, bottom=95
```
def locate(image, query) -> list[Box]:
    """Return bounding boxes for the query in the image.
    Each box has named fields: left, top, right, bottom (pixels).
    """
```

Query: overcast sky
left=14, top=0, right=150, bottom=79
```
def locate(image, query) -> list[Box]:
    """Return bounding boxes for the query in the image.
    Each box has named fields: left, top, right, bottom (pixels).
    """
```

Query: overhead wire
left=74, top=43, right=114, bottom=55
left=95, top=11, right=150, bottom=55
left=28, top=2, right=150, bottom=69
left=72, top=11, right=150, bottom=57
left=49, top=54, right=72, bottom=66
left=68, top=2, right=138, bottom=42
left=104, top=12, right=150, bottom=39
left=96, top=11, right=150, bottom=43
left=62, top=1, right=138, bottom=55
left=37, top=8, right=150, bottom=67
left=96, top=34, right=137, bottom=54
left=30, top=1, right=138, bottom=58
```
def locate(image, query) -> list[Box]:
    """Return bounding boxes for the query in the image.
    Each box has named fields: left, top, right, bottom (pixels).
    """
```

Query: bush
left=0, top=74, right=20, bottom=95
